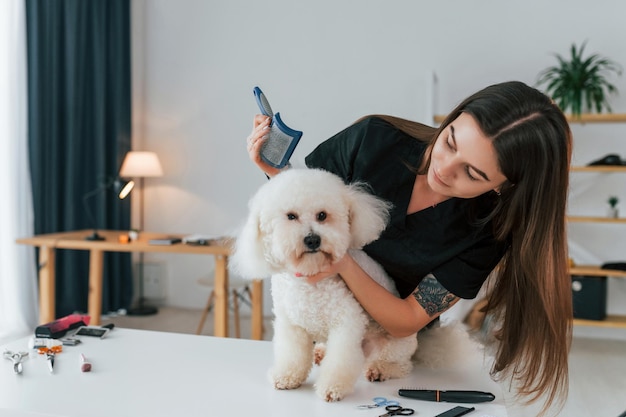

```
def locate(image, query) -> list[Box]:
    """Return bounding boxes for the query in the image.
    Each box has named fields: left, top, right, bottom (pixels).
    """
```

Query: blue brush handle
left=253, top=86, right=273, bottom=117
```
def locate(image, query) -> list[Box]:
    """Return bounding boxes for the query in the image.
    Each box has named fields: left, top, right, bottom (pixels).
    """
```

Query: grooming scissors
left=358, top=396, right=401, bottom=409
left=3, top=350, right=28, bottom=374
left=379, top=405, right=415, bottom=416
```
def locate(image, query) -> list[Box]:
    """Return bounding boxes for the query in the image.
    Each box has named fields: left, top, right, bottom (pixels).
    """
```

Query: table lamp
left=82, top=177, right=135, bottom=241
left=119, top=151, right=164, bottom=315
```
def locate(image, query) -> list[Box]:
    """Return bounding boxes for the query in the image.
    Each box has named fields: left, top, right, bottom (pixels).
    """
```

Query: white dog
left=232, top=168, right=418, bottom=402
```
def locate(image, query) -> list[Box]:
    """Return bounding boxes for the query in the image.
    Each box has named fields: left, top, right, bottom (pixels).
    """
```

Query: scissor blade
left=47, top=354, right=54, bottom=373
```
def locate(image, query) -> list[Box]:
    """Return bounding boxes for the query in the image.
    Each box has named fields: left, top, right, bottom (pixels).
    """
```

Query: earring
left=495, top=190, right=501, bottom=196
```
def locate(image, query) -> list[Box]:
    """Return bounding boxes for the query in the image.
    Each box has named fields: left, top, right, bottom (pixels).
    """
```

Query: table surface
left=15, top=230, right=260, bottom=339
left=16, top=230, right=232, bottom=255
left=0, top=329, right=508, bottom=417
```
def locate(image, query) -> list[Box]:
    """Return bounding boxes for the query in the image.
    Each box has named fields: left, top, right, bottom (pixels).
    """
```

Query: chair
left=195, top=272, right=252, bottom=338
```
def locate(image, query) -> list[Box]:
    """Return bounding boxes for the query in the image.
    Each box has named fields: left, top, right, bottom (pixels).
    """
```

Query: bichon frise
left=232, top=168, right=418, bottom=402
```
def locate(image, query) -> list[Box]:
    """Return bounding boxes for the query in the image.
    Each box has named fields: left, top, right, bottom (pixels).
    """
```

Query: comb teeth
left=398, top=388, right=439, bottom=401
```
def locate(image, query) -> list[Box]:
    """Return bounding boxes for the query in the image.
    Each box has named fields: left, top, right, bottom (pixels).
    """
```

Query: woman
left=246, top=81, right=573, bottom=414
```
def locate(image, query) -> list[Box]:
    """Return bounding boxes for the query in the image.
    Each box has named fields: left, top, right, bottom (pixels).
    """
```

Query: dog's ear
left=346, top=183, right=391, bottom=248
left=231, top=197, right=274, bottom=280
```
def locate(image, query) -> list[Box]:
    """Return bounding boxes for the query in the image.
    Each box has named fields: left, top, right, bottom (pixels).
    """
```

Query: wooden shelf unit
left=567, top=216, right=626, bottom=224
left=565, top=113, right=626, bottom=123
left=568, top=128, right=626, bottom=329
left=569, top=265, right=626, bottom=278
left=569, top=266, right=626, bottom=328
left=433, top=113, right=626, bottom=124
left=568, top=220, right=626, bottom=326
left=433, top=113, right=626, bottom=125
left=573, top=315, right=626, bottom=329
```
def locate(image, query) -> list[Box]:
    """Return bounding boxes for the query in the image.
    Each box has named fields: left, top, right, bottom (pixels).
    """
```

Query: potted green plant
left=607, top=195, right=619, bottom=218
left=536, top=42, right=622, bottom=116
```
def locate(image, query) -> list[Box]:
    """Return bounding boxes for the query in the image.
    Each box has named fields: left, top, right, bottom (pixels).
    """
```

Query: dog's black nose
left=303, top=234, right=321, bottom=251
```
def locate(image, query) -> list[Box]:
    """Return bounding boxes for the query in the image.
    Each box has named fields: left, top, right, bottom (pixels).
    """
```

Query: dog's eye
left=317, top=211, right=327, bottom=222
left=287, top=212, right=298, bottom=220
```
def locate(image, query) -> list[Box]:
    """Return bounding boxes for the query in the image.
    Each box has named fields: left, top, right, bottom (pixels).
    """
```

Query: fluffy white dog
left=232, top=168, right=418, bottom=402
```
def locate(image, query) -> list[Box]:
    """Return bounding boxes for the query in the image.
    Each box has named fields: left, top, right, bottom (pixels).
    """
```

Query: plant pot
left=607, top=206, right=619, bottom=218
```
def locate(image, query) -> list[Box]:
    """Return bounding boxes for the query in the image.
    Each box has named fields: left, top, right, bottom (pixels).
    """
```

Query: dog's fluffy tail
left=412, top=321, right=488, bottom=370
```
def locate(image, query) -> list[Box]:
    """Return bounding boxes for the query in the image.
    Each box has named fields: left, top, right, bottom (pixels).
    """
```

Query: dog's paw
left=313, top=343, right=326, bottom=365
left=365, top=365, right=386, bottom=382
left=365, top=360, right=413, bottom=382
left=273, top=379, right=302, bottom=390
left=315, top=383, right=349, bottom=402
left=323, top=390, right=344, bottom=402
left=315, top=370, right=358, bottom=402
left=269, top=367, right=308, bottom=390
left=270, top=374, right=303, bottom=390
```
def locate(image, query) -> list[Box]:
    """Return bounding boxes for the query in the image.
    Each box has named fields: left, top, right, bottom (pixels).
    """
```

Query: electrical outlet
left=139, top=262, right=166, bottom=301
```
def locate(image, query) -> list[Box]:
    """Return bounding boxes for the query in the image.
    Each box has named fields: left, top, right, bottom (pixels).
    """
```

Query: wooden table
left=16, top=230, right=264, bottom=340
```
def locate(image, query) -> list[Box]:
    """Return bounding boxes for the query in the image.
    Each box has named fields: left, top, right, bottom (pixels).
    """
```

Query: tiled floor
left=101, top=307, right=626, bottom=417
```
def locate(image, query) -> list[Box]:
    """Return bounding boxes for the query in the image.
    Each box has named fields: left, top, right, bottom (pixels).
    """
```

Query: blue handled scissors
left=379, top=405, right=415, bottom=416
left=357, top=396, right=400, bottom=409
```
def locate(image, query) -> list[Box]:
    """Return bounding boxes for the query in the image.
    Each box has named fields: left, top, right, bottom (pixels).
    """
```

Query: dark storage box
left=571, top=275, right=607, bottom=321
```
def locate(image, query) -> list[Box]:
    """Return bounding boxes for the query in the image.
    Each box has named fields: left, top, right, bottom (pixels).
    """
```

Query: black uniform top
left=305, top=116, right=507, bottom=299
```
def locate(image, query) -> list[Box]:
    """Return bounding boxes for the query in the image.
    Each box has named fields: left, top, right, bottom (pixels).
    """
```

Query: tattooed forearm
left=412, top=275, right=458, bottom=317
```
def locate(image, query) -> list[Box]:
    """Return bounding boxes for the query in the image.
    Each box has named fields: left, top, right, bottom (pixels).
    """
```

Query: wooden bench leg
left=232, top=289, right=240, bottom=339
left=196, top=291, right=215, bottom=335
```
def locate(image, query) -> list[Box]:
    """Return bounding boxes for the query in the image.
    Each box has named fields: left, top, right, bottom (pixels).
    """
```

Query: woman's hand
left=247, top=114, right=281, bottom=178
left=299, top=270, right=333, bottom=285
left=298, top=254, right=352, bottom=284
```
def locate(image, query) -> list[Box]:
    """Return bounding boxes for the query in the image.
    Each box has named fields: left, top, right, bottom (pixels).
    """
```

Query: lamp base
left=85, top=231, right=105, bottom=241
left=127, top=303, right=158, bottom=316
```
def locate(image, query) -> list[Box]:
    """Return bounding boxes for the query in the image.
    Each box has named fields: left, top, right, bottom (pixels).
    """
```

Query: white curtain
left=0, top=0, right=38, bottom=344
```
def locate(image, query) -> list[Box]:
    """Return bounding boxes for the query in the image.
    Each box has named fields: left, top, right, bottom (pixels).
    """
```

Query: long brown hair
left=367, top=81, right=573, bottom=415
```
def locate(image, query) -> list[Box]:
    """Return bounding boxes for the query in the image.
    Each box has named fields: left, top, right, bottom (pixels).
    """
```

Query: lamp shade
left=119, top=151, right=163, bottom=178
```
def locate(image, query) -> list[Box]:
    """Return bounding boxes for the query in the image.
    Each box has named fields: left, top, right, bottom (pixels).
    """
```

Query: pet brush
left=253, top=86, right=302, bottom=169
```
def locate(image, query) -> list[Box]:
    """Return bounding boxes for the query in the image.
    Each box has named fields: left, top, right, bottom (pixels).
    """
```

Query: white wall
left=130, top=0, right=626, bottom=337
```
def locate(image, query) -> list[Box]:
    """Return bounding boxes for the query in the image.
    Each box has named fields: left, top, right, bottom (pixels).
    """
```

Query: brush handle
left=440, top=390, right=494, bottom=403
left=398, top=389, right=495, bottom=403
left=253, top=86, right=274, bottom=118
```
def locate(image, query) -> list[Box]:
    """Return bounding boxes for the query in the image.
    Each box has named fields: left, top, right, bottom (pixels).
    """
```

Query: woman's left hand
left=297, top=254, right=350, bottom=284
